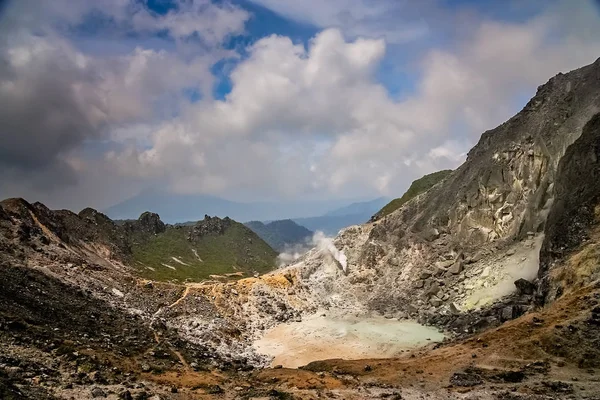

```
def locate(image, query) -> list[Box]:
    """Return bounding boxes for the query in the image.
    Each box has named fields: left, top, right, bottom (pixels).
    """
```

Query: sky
left=1, top=0, right=600, bottom=211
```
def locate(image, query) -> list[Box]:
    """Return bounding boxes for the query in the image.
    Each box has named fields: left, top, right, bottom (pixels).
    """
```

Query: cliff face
left=539, top=113, right=600, bottom=303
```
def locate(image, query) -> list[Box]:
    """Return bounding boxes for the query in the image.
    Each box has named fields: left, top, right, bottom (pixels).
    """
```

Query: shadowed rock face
left=539, top=112, right=600, bottom=303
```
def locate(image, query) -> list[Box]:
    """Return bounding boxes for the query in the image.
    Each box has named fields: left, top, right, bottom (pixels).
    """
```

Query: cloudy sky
left=1, top=0, right=600, bottom=211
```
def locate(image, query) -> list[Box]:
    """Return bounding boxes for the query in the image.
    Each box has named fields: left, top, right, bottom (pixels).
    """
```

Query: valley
left=1, top=57, right=600, bottom=400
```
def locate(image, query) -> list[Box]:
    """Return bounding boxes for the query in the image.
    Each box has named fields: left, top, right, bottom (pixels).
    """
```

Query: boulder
left=414, top=280, right=425, bottom=288
left=514, top=278, right=536, bottom=295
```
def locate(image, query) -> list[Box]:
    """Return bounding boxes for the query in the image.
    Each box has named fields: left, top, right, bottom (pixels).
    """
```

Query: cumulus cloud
left=111, top=2, right=600, bottom=199
left=1, top=0, right=600, bottom=211
left=0, top=34, right=106, bottom=174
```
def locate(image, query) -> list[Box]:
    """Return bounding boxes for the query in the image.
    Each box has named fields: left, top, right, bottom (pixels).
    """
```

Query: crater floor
left=253, top=313, right=445, bottom=368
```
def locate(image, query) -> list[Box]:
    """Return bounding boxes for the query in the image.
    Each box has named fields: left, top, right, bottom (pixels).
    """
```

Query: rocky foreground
left=1, top=59, right=600, bottom=399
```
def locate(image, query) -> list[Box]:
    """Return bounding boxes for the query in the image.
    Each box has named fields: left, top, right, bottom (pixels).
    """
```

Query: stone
left=470, top=252, right=484, bottom=263
left=141, top=363, right=151, bottom=372
left=449, top=303, right=460, bottom=314
left=426, top=282, right=440, bottom=297
left=430, top=297, right=443, bottom=307
left=500, top=306, right=515, bottom=321
left=506, top=248, right=516, bottom=256
left=435, top=260, right=454, bottom=269
left=414, top=280, right=425, bottom=288
left=481, top=267, right=491, bottom=278
left=91, top=387, right=107, bottom=398
left=423, top=228, right=440, bottom=242
left=449, top=260, right=463, bottom=274
left=420, top=271, right=432, bottom=279
left=514, top=278, right=536, bottom=295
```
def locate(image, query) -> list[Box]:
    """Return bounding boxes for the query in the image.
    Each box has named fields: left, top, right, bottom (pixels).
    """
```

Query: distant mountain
left=324, top=197, right=390, bottom=217
left=290, top=197, right=390, bottom=235
left=245, top=220, right=313, bottom=252
left=292, top=214, right=368, bottom=236
left=104, top=189, right=367, bottom=223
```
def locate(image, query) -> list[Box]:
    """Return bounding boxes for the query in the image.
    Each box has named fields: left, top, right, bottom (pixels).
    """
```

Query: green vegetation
left=372, top=170, right=452, bottom=220
left=131, top=220, right=277, bottom=282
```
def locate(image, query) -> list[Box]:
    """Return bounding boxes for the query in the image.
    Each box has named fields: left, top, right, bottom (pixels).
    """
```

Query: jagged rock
left=137, top=212, right=166, bottom=235
left=414, top=280, right=425, bottom=288
left=430, top=297, right=443, bottom=307
left=500, top=306, right=516, bottom=322
left=449, top=260, right=463, bottom=275
left=449, top=303, right=460, bottom=314
left=188, top=215, right=233, bottom=241
left=426, top=282, right=440, bottom=297
left=514, top=278, right=536, bottom=295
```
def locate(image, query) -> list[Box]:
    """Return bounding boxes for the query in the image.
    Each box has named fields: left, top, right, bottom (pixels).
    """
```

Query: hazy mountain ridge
left=244, top=219, right=313, bottom=252
left=104, top=190, right=379, bottom=223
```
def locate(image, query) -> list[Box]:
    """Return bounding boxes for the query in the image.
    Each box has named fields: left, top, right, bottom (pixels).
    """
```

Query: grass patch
left=131, top=220, right=277, bottom=282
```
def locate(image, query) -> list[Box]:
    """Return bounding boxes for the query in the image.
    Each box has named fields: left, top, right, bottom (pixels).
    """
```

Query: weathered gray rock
left=426, top=282, right=440, bottom=297
left=420, top=271, right=432, bottom=279
left=500, top=306, right=516, bottom=321
left=414, top=280, right=425, bottom=288
left=449, top=260, right=463, bottom=275
left=430, top=296, right=443, bottom=307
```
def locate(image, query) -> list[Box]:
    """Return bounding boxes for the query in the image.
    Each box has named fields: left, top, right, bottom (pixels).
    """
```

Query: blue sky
left=1, top=0, right=600, bottom=210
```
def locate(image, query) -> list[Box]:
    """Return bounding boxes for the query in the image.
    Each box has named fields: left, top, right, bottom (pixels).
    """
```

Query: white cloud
left=112, top=1, right=600, bottom=201
left=248, top=0, right=430, bottom=44
left=2, top=0, right=600, bottom=211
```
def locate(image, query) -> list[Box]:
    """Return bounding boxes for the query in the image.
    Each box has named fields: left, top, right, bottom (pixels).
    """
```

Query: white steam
left=278, top=231, right=348, bottom=273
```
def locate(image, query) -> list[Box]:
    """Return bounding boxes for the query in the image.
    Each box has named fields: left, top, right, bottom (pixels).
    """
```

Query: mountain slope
left=132, top=216, right=278, bottom=281
left=371, top=170, right=452, bottom=221
left=253, top=57, right=600, bottom=329
left=245, top=220, right=313, bottom=252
